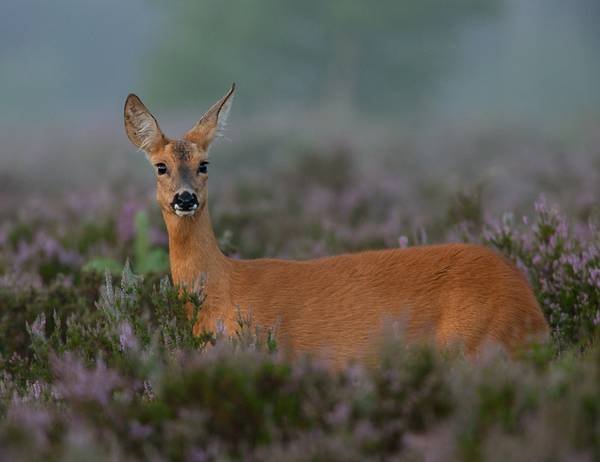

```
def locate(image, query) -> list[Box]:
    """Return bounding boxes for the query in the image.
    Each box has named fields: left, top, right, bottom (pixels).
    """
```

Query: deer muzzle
left=171, top=190, right=199, bottom=216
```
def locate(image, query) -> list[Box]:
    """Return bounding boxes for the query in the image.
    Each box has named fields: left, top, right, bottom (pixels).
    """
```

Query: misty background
left=1, top=0, right=599, bottom=205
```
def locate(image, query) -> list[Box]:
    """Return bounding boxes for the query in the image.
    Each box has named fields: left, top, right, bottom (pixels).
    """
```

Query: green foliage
left=84, top=211, right=169, bottom=275
left=132, top=211, right=169, bottom=274
left=0, top=273, right=102, bottom=371
left=82, top=257, right=123, bottom=275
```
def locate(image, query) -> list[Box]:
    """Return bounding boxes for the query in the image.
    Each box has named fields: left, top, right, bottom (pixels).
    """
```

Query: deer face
left=149, top=140, right=208, bottom=216
left=124, top=85, right=235, bottom=218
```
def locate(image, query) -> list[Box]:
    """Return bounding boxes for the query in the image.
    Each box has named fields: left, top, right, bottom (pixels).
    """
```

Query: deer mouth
left=173, top=203, right=199, bottom=217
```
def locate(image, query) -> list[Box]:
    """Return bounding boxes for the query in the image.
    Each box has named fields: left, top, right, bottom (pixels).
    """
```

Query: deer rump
left=222, top=243, right=548, bottom=363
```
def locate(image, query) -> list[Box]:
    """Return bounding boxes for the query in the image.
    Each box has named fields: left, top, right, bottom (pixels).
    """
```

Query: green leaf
left=133, top=211, right=169, bottom=274
left=83, top=257, right=123, bottom=275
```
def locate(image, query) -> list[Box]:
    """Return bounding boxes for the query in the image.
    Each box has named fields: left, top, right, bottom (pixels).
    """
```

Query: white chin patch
left=174, top=204, right=198, bottom=217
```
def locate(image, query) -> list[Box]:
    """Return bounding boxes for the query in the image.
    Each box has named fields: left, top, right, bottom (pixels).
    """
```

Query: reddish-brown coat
left=165, top=209, right=549, bottom=365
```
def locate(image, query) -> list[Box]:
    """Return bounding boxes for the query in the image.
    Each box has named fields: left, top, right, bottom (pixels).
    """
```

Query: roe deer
left=124, top=84, right=549, bottom=365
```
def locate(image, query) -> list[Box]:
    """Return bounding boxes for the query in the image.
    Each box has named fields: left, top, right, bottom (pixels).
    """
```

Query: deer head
left=123, top=84, right=235, bottom=217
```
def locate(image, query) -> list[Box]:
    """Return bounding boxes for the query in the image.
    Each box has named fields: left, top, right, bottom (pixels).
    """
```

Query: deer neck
left=162, top=204, right=230, bottom=291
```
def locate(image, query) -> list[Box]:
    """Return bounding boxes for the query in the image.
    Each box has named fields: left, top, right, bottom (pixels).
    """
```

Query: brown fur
left=124, top=86, right=550, bottom=366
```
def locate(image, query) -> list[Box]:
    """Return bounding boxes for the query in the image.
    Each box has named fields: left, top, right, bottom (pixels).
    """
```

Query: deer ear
left=184, top=83, right=235, bottom=150
left=124, top=94, right=166, bottom=153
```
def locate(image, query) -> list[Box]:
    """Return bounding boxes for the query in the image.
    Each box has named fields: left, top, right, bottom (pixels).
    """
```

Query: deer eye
left=155, top=163, right=167, bottom=175
left=198, top=161, right=209, bottom=174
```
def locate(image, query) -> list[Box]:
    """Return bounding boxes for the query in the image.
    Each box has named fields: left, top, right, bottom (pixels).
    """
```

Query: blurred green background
left=3, top=0, right=599, bottom=123
left=1, top=0, right=599, bottom=197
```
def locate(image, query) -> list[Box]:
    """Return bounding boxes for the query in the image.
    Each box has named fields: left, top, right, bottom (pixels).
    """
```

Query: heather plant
left=484, top=196, right=600, bottom=350
left=2, top=328, right=600, bottom=461
left=2, top=148, right=600, bottom=460
left=0, top=264, right=206, bottom=393
left=0, top=284, right=598, bottom=461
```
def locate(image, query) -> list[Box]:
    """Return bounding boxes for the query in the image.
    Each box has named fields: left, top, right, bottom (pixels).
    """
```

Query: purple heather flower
left=118, top=322, right=138, bottom=352
left=326, top=403, right=351, bottom=426
left=28, top=313, right=46, bottom=340
left=143, top=381, right=155, bottom=401
left=150, top=227, right=168, bottom=246
left=129, top=420, right=153, bottom=439
left=52, top=355, right=124, bottom=406
left=6, top=404, right=53, bottom=449
left=534, top=195, right=548, bottom=214
left=398, top=235, right=409, bottom=248
left=30, top=381, right=44, bottom=400
left=589, top=268, right=600, bottom=289
left=117, top=199, right=143, bottom=242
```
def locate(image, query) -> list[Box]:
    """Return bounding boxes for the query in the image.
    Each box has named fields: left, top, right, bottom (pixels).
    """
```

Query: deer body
left=165, top=203, right=548, bottom=363
left=125, top=85, right=549, bottom=365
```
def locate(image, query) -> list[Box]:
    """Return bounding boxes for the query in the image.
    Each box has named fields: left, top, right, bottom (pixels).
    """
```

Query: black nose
left=172, top=191, right=199, bottom=211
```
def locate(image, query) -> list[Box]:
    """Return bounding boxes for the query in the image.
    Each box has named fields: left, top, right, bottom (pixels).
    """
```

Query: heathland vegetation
left=1, top=138, right=600, bottom=460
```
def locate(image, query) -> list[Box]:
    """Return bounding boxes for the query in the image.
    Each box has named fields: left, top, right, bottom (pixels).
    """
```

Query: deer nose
left=172, top=190, right=199, bottom=212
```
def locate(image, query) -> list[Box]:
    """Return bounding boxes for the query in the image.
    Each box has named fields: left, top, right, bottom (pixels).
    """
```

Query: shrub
left=484, top=196, right=600, bottom=350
